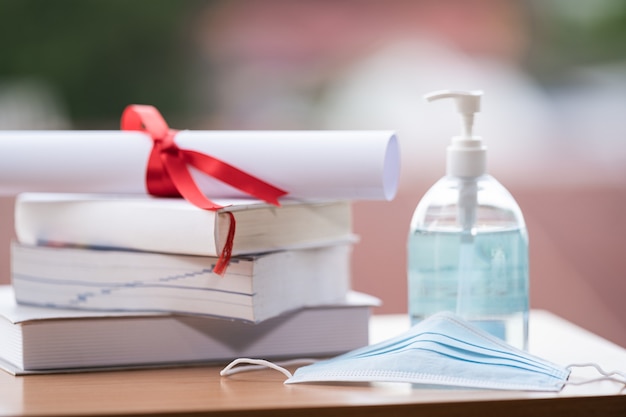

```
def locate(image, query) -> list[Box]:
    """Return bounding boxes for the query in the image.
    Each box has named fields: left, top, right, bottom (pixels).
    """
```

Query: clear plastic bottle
left=408, top=90, right=529, bottom=350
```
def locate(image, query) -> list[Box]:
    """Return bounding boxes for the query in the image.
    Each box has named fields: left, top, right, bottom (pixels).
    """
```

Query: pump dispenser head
left=425, top=90, right=486, bottom=178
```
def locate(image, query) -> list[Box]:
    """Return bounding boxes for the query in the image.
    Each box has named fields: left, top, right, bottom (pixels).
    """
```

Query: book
left=0, top=286, right=379, bottom=375
left=14, top=193, right=354, bottom=256
left=11, top=242, right=352, bottom=322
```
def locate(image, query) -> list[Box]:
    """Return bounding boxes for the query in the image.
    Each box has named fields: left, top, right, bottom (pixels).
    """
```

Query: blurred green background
left=1, top=0, right=626, bottom=129
left=0, top=0, right=210, bottom=128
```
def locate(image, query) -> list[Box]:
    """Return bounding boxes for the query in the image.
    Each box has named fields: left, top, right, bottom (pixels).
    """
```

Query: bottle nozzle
left=425, top=89, right=486, bottom=178
left=424, top=90, right=482, bottom=138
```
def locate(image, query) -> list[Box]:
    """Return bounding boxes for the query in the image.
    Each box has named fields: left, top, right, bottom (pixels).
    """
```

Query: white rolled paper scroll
left=0, top=130, right=399, bottom=201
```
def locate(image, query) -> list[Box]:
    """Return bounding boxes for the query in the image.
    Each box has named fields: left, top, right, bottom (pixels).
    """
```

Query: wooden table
left=1, top=310, right=624, bottom=416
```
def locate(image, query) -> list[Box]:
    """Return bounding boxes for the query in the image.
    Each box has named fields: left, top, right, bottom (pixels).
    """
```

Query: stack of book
left=1, top=193, right=378, bottom=374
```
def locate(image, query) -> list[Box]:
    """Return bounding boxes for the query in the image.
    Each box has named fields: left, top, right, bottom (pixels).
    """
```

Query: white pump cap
left=425, top=90, right=486, bottom=178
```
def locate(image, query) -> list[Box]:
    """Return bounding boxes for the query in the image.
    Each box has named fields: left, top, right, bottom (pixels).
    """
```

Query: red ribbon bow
left=121, top=104, right=287, bottom=275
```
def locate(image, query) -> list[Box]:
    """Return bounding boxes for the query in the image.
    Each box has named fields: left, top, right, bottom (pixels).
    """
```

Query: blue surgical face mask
left=285, top=313, right=570, bottom=391
left=221, top=312, right=569, bottom=391
left=221, top=312, right=626, bottom=391
left=281, top=312, right=569, bottom=391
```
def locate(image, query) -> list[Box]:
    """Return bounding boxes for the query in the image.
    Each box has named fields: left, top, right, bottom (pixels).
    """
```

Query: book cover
left=11, top=242, right=352, bottom=323
left=14, top=193, right=355, bottom=256
left=0, top=286, right=380, bottom=375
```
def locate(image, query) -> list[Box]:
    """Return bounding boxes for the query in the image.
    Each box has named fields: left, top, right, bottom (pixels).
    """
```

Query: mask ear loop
left=564, top=363, right=626, bottom=388
left=220, top=358, right=319, bottom=378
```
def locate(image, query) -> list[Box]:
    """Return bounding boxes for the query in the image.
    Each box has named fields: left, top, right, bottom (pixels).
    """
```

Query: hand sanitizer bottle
left=408, top=90, right=529, bottom=350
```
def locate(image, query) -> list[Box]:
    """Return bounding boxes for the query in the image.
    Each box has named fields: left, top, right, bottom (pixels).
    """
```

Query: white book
left=14, top=193, right=354, bottom=256
left=0, top=286, right=379, bottom=375
left=11, top=242, right=352, bottom=323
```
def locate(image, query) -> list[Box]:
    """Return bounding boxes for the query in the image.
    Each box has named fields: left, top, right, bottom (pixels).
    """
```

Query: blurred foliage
left=0, top=0, right=210, bottom=128
left=527, top=0, right=626, bottom=84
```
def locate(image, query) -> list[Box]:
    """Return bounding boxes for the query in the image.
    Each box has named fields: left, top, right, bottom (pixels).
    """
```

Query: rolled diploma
left=0, top=130, right=399, bottom=201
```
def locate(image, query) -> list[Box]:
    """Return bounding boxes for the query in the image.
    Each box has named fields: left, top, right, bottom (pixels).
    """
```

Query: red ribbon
left=121, top=104, right=287, bottom=274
